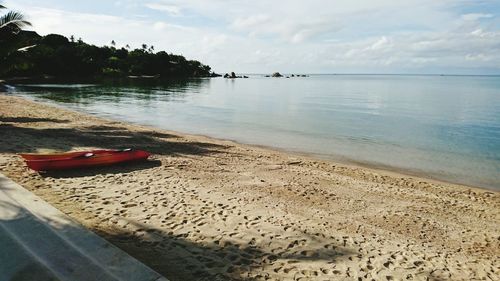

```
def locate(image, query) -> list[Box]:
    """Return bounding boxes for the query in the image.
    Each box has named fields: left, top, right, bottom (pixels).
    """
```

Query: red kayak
left=20, top=149, right=151, bottom=171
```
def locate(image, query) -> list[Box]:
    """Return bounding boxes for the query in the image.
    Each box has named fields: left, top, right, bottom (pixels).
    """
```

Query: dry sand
left=0, top=94, right=499, bottom=281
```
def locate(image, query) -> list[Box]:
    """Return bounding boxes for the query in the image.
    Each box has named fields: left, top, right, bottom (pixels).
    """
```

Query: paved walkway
left=0, top=173, right=168, bottom=281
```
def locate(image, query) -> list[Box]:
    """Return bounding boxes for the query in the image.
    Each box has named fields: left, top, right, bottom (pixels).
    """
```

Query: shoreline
left=1, top=94, right=499, bottom=280
left=11, top=92, right=497, bottom=192
left=237, top=142, right=498, bottom=193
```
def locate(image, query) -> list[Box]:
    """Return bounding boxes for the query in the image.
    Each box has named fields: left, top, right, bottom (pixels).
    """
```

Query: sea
left=9, top=74, right=500, bottom=190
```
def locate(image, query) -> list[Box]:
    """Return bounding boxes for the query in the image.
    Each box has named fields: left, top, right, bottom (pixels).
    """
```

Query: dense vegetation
left=0, top=31, right=213, bottom=79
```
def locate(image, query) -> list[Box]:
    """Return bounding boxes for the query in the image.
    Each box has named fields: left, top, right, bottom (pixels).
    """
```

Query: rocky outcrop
left=223, top=72, right=247, bottom=79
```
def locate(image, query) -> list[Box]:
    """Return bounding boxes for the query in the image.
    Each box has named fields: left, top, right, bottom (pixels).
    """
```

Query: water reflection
left=16, top=78, right=209, bottom=105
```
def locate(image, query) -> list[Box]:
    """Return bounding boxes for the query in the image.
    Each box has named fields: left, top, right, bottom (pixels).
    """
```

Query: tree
left=1, top=32, right=214, bottom=78
left=0, top=5, right=31, bottom=35
left=41, top=34, right=69, bottom=47
left=0, top=3, right=32, bottom=61
left=70, top=35, right=75, bottom=42
left=111, top=40, right=116, bottom=47
left=141, top=44, right=147, bottom=51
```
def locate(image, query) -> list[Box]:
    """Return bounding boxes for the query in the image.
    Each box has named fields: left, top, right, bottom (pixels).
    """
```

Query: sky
left=5, top=0, right=500, bottom=74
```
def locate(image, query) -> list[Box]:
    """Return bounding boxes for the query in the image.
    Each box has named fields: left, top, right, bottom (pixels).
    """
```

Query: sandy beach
left=0, top=94, right=498, bottom=281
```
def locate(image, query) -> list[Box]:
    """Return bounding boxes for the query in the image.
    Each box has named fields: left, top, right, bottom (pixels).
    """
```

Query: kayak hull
left=21, top=149, right=151, bottom=171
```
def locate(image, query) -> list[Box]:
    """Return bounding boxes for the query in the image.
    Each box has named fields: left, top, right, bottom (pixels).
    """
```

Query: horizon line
left=227, top=73, right=500, bottom=77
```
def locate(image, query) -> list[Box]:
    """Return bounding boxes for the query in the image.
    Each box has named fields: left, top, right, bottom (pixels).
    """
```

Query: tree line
left=0, top=4, right=214, bottom=79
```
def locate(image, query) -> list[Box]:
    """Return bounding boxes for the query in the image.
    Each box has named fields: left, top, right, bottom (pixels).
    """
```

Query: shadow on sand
left=0, top=114, right=229, bottom=173
left=0, top=122, right=227, bottom=157
left=94, top=219, right=446, bottom=281
left=0, top=117, right=71, bottom=123
left=95, top=220, right=356, bottom=281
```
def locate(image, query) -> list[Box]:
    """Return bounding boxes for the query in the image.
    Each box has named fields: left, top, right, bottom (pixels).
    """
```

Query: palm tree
left=0, top=4, right=31, bottom=34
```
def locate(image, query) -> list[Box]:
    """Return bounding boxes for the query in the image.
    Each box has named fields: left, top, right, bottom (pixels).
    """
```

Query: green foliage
left=0, top=10, right=31, bottom=35
left=0, top=32, right=212, bottom=78
left=40, top=34, right=69, bottom=47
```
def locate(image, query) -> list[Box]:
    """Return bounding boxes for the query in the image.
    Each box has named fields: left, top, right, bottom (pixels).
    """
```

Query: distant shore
left=1, top=94, right=499, bottom=281
left=0, top=74, right=218, bottom=85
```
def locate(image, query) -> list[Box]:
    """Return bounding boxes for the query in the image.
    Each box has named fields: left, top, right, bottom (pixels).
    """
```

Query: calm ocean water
left=11, top=75, right=500, bottom=189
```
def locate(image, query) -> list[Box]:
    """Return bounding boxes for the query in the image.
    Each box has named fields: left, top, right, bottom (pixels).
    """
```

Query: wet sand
left=0, top=94, right=499, bottom=281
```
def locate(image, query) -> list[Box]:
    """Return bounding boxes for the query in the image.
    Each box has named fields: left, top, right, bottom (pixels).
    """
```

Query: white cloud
left=145, top=3, right=181, bottom=16
left=370, top=36, right=392, bottom=50
left=461, top=13, right=493, bottom=21
left=465, top=53, right=490, bottom=61
left=231, top=15, right=270, bottom=30
left=152, top=21, right=167, bottom=30
left=10, top=6, right=204, bottom=56
left=230, top=15, right=341, bottom=43
left=321, top=27, right=500, bottom=70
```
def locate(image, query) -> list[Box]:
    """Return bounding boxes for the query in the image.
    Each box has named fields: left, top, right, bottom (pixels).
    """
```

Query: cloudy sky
left=5, top=0, right=500, bottom=74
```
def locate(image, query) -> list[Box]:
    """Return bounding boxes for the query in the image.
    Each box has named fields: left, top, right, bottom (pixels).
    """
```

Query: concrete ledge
left=0, top=173, right=168, bottom=281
